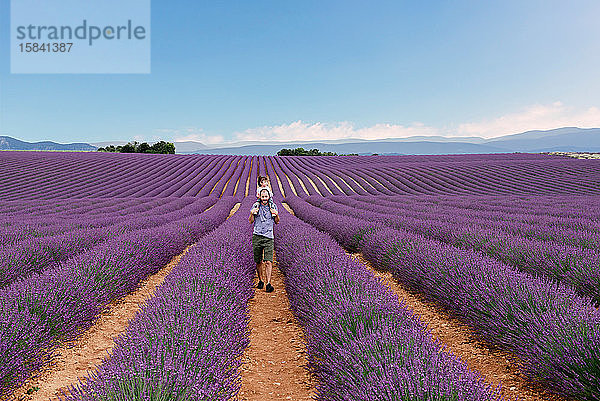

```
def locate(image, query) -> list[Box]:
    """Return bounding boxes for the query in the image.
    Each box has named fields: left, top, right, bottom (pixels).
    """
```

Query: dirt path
left=294, top=175, right=310, bottom=196
left=228, top=202, right=241, bottom=217
left=348, top=253, right=567, bottom=401
left=268, top=159, right=286, bottom=198
left=281, top=202, right=294, bottom=215
left=281, top=202, right=567, bottom=400
left=299, top=175, right=322, bottom=196
left=11, top=245, right=193, bottom=401
left=11, top=203, right=242, bottom=401
left=311, top=174, right=337, bottom=196
left=239, top=256, right=316, bottom=401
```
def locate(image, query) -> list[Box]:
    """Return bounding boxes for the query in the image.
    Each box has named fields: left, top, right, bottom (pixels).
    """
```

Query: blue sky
left=1, top=0, right=600, bottom=144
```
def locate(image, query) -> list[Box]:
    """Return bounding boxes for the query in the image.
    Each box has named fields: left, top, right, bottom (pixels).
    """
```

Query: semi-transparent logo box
left=11, top=0, right=151, bottom=74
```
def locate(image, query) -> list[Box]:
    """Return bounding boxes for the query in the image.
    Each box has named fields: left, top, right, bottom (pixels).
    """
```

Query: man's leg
left=264, top=260, right=273, bottom=285
left=256, top=262, right=264, bottom=283
left=264, top=237, right=274, bottom=292
left=252, top=235, right=265, bottom=287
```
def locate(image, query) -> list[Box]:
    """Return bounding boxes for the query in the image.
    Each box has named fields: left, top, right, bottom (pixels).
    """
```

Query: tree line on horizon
left=97, top=141, right=176, bottom=154
left=277, top=147, right=357, bottom=156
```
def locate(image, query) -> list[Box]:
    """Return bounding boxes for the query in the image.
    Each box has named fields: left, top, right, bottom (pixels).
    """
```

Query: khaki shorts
left=253, top=234, right=274, bottom=264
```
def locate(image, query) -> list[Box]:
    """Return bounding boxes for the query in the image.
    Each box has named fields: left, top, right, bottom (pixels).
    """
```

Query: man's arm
left=250, top=202, right=259, bottom=223
left=271, top=206, right=280, bottom=224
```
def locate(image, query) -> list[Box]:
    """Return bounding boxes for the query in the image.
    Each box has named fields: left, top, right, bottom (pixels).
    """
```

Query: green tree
left=151, top=141, right=176, bottom=154
left=97, top=140, right=176, bottom=154
left=138, top=142, right=151, bottom=153
left=120, top=142, right=137, bottom=153
left=277, top=147, right=338, bottom=156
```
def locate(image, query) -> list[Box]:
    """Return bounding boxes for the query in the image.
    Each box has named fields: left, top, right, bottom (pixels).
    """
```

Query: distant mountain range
left=483, top=127, right=600, bottom=153
left=2, top=127, right=600, bottom=155
left=191, top=141, right=505, bottom=156
left=0, top=136, right=96, bottom=152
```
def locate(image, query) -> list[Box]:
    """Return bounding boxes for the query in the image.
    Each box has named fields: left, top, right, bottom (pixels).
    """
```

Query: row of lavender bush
left=64, top=198, right=253, bottom=400
left=0, top=198, right=182, bottom=246
left=0, top=198, right=122, bottom=217
left=350, top=195, right=600, bottom=238
left=0, top=198, right=191, bottom=247
left=310, top=196, right=600, bottom=304
left=286, top=196, right=600, bottom=400
left=2, top=152, right=600, bottom=199
left=0, top=197, right=174, bottom=220
left=370, top=194, right=600, bottom=220
left=0, top=196, right=218, bottom=288
left=274, top=206, right=499, bottom=400
left=273, top=156, right=600, bottom=196
left=0, top=198, right=174, bottom=229
left=0, top=153, right=260, bottom=200
left=0, top=197, right=236, bottom=398
left=0, top=155, right=216, bottom=200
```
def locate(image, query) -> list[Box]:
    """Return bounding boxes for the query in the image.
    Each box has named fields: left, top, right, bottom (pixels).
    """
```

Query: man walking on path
left=250, top=189, right=280, bottom=292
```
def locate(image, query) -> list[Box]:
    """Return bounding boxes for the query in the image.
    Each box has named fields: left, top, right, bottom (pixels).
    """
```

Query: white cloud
left=113, top=134, right=167, bottom=143
left=457, top=102, right=600, bottom=138
left=173, top=133, right=225, bottom=144
left=154, top=127, right=225, bottom=145
left=234, top=120, right=440, bottom=142
left=152, top=102, right=600, bottom=146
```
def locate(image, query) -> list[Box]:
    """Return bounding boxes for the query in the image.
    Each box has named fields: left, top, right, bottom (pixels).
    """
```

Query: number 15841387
left=19, top=43, right=73, bottom=53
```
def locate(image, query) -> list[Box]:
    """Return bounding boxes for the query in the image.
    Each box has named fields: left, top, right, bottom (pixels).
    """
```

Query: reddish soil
left=10, top=199, right=569, bottom=401
left=301, top=176, right=322, bottom=196
left=228, top=202, right=241, bottom=218
left=285, top=201, right=567, bottom=400
left=269, top=166, right=286, bottom=198
left=348, top=253, right=569, bottom=401
left=239, top=256, right=316, bottom=400
left=10, top=203, right=243, bottom=401
left=280, top=174, right=298, bottom=196
left=10, top=245, right=194, bottom=401
left=281, top=202, right=295, bottom=215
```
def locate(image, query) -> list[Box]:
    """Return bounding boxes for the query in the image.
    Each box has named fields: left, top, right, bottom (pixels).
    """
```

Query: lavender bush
left=0, top=196, right=218, bottom=288
left=308, top=195, right=600, bottom=304
left=0, top=197, right=236, bottom=398
left=286, top=196, right=600, bottom=400
left=63, top=198, right=254, bottom=400
left=275, top=206, right=499, bottom=400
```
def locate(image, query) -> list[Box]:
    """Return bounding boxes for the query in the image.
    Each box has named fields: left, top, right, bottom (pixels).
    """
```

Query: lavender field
left=0, top=151, right=599, bottom=400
